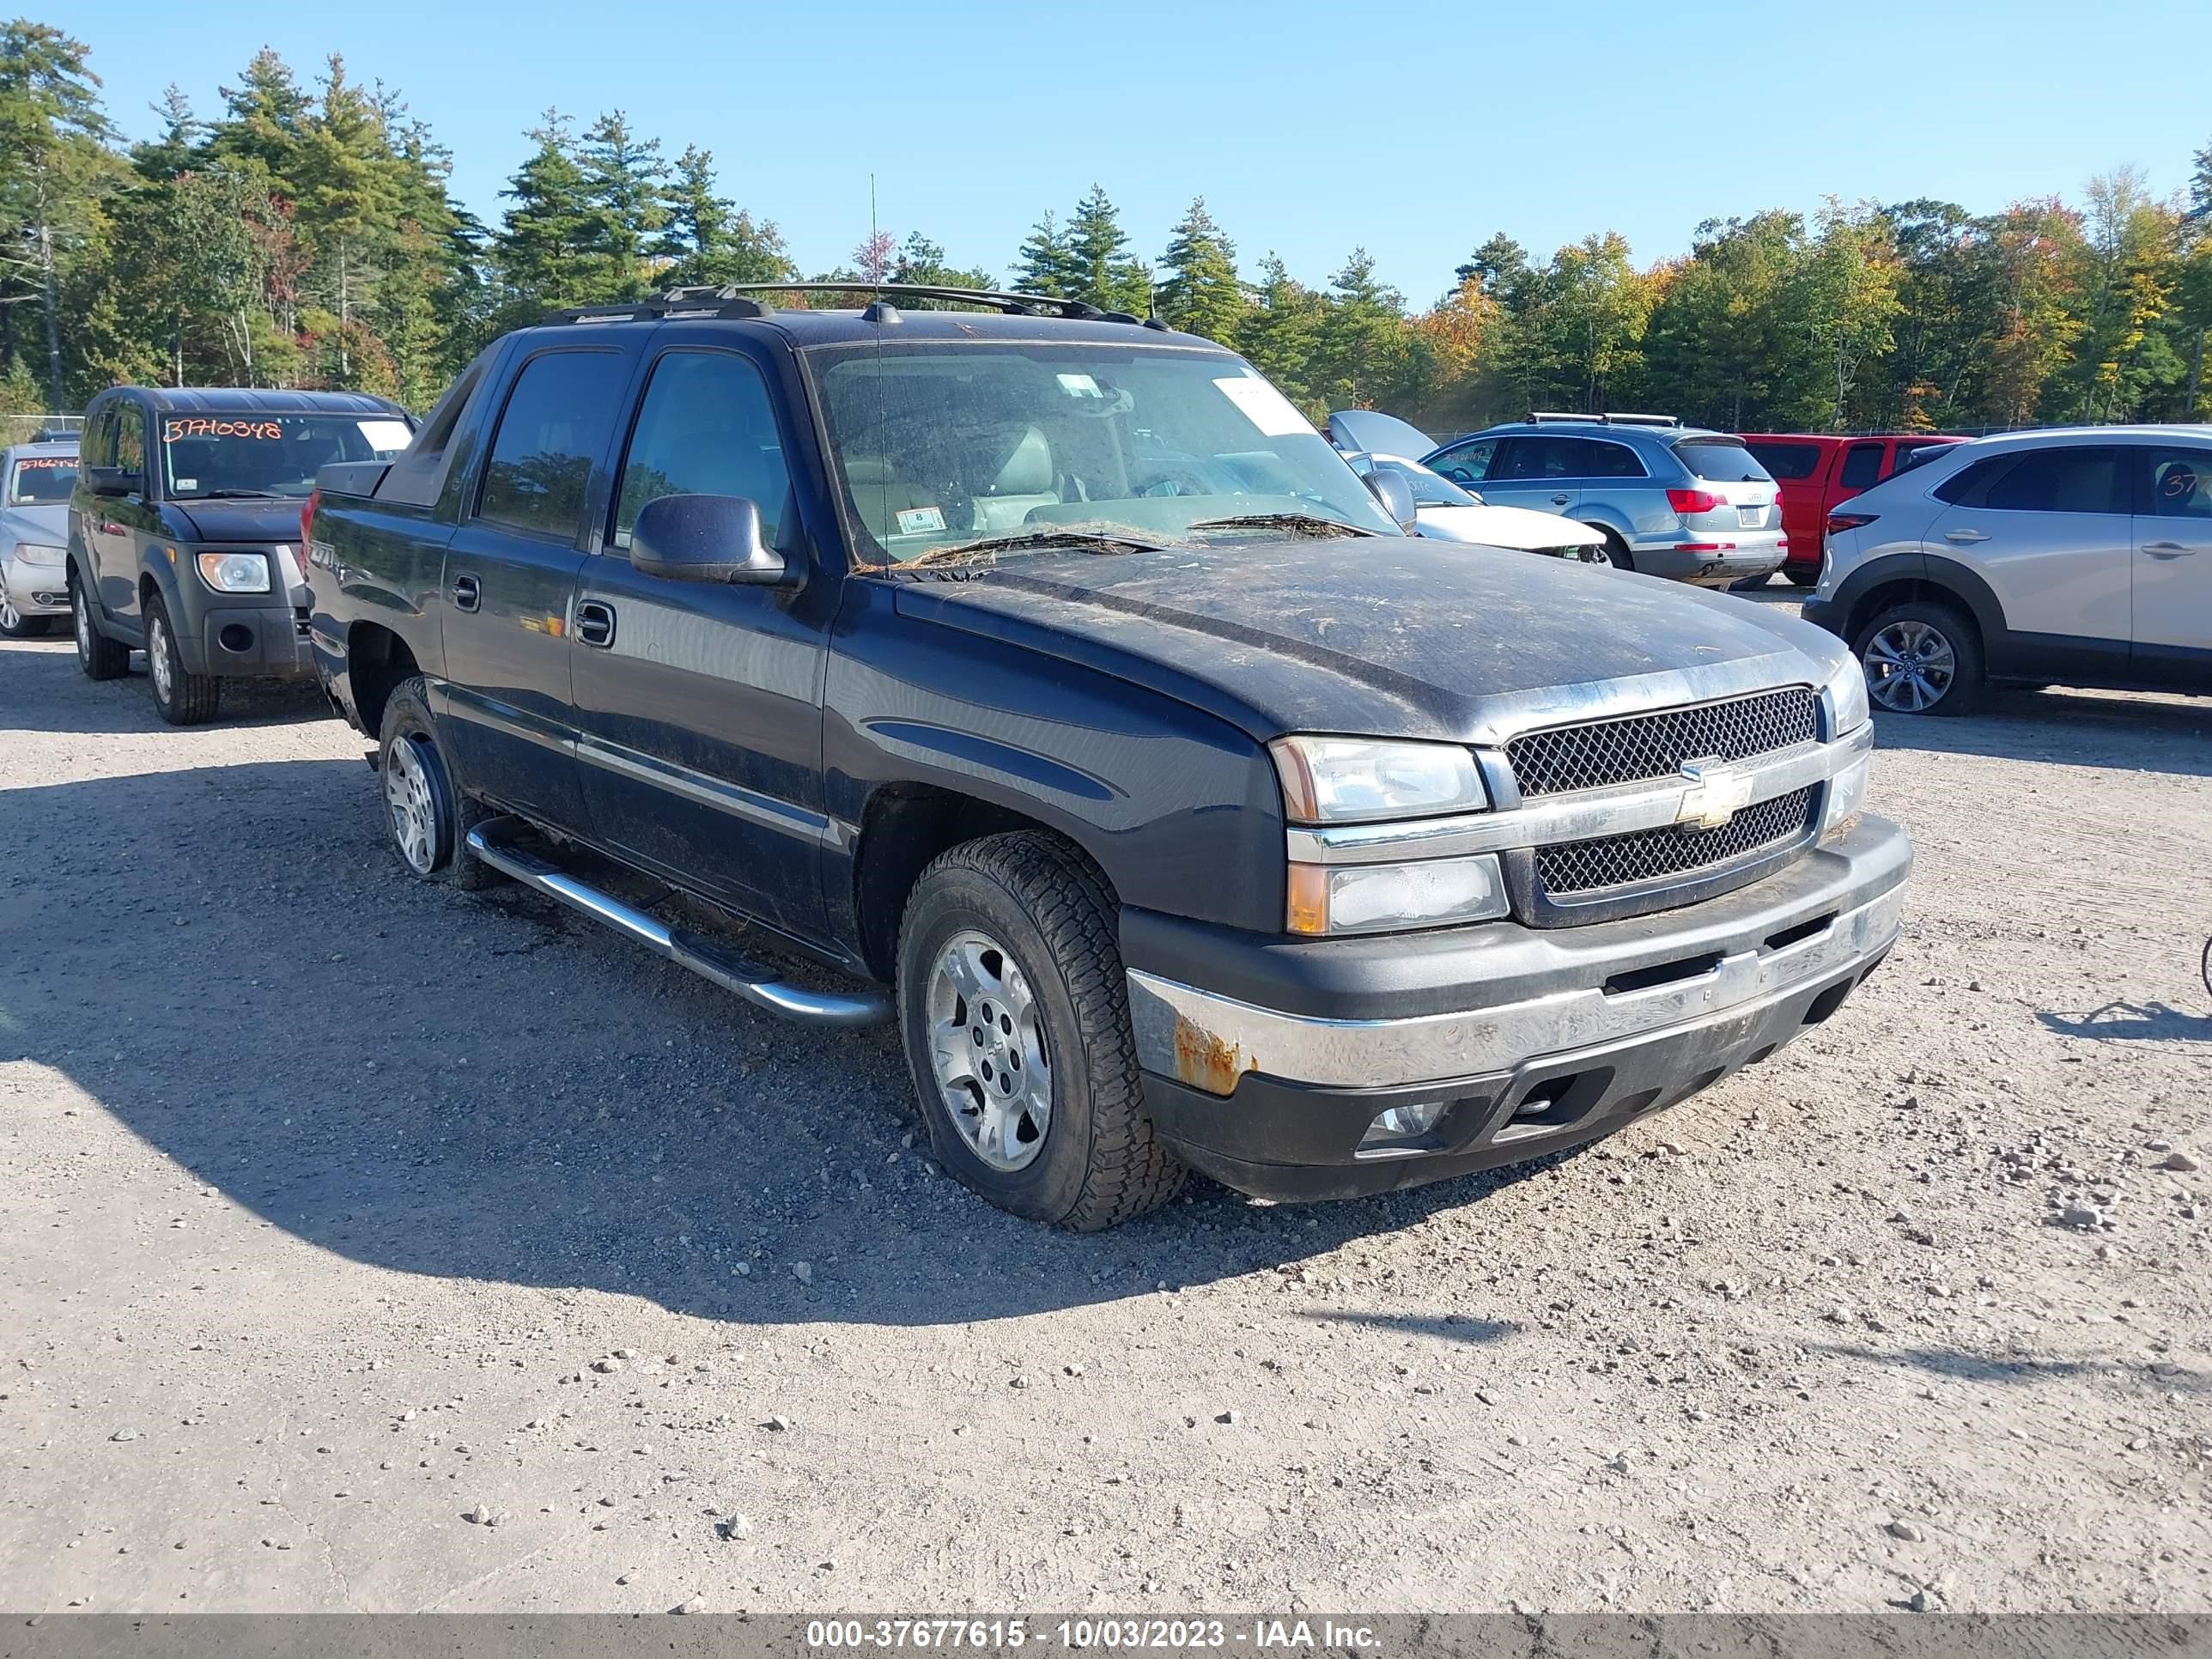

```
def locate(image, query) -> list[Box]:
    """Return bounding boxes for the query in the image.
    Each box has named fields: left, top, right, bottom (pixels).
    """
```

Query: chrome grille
left=1508, top=688, right=1820, bottom=798
left=1537, top=786, right=1817, bottom=898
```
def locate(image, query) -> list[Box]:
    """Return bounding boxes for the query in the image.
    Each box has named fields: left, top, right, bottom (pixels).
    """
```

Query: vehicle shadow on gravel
left=1867, top=688, right=2212, bottom=778
left=0, top=641, right=331, bottom=736
left=2033, top=1000, right=2212, bottom=1043
left=1802, top=1340, right=2210, bottom=1395
left=5, top=757, right=1571, bottom=1334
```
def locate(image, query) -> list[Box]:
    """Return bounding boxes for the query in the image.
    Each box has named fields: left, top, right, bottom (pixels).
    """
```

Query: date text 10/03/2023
left=804, top=1621, right=1382, bottom=1651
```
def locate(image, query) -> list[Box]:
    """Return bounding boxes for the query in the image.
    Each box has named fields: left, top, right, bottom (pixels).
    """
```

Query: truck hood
left=890, top=538, right=1850, bottom=745
left=167, top=498, right=303, bottom=544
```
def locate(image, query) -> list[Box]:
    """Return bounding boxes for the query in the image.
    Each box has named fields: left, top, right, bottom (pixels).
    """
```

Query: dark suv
left=307, top=285, right=1908, bottom=1230
left=68, top=387, right=412, bottom=723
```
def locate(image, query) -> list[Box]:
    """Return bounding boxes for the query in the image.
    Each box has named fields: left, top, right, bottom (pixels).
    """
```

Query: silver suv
left=1803, top=425, right=2212, bottom=714
left=1425, top=414, right=1786, bottom=586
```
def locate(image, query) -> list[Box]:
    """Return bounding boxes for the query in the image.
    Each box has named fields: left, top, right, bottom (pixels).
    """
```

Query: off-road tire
left=896, top=831, right=1185, bottom=1231
left=1853, top=598, right=1984, bottom=717
left=145, top=594, right=222, bottom=726
left=377, top=674, right=501, bottom=890
left=72, top=577, right=129, bottom=680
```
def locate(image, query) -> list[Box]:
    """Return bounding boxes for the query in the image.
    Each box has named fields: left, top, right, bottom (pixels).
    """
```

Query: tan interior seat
left=970, top=426, right=1060, bottom=532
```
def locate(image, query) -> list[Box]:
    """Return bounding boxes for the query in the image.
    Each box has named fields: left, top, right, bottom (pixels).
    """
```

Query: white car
left=0, top=438, right=76, bottom=638
left=1328, top=412, right=1604, bottom=563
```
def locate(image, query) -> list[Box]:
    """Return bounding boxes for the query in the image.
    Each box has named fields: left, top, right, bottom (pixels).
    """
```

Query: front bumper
left=184, top=599, right=315, bottom=678
left=1799, top=596, right=1846, bottom=637
left=1, top=556, right=70, bottom=615
left=1121, top=815, right=1910, bottom=1201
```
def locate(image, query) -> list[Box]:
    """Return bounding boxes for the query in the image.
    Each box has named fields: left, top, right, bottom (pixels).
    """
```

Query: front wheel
left=146, top=595, right=222, bottom=725
left=1854, top=599, right=1984, bottom=716
left=897, top=832, right=1184, bottom=1231
left=0, top=595, right=51, bottom=637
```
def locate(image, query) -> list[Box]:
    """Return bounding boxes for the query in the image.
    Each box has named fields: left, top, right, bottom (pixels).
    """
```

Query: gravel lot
left=3, top=604, right=2209, bottom=1616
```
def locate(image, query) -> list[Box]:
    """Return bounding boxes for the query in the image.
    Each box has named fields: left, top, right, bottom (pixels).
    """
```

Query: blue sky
left=68, top=0, right=2212, bottom=302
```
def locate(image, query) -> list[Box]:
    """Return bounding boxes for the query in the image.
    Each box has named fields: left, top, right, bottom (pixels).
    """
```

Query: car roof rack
left=545, top=283, right=1166, bottom=328
left=1526, top=410, right=1683, bottom=428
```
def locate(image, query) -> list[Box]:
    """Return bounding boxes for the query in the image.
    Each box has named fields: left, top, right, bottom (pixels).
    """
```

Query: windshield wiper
left=175, top=488, right=288, bottom=501
left=1187, top=513, right=1379, bottom=539
left=902, top=528, right=1164, bottom=568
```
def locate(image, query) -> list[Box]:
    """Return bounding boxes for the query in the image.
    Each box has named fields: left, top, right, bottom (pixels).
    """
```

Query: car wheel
left=0, top=596, right=50, bottom=637
left=1589, top=529, right=1633, bottom=572
left=1854, top=599, right=1984, bottom=717
left=146, top=595, right=223, bottom=725
left=1786, top=569, right=1820, bottom=589
left=71, top=578, right=129, bottom=680
left=377, top=674, right=501, bottom=889
left=897, top=831, right=1184, bottom=1231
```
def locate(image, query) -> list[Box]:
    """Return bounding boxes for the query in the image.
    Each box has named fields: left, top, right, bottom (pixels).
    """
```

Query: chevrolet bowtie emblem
left=1675, top=757, right=1755, bottom=831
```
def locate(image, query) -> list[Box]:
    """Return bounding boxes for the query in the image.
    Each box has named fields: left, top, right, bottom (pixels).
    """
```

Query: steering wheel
left=1137, top=469, right=1212, bottom=498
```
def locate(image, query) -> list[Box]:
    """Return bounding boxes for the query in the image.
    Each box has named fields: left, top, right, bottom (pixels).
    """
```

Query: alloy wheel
left=384, top=734, right=441, bottom=876
left=149, top=612, right=174, bottom=703
left=1863, top=620, right=1956, bottom=713
left=925, top=928, right=1052, bottom=1172
left=73, top=588, right=92, bottom=657
left=0, top=597, right=20, bottom=632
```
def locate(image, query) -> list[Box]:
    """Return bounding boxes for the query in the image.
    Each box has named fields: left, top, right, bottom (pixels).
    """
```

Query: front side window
left=1496, top=436, right=1594, bottom=480
left=614, top=351, right=793, bottom=552
left=158, top=411, right=411, bottom=501
left=476, top=351, right=629, bottom=541
left=808, top=343, right=1399, bottom=564
left=9, top=454, right=78, bottom=503
left=1431, top=439, right=1496, bottom=484
left=2146, top=447, right=2212, bottom=518
left=1839, top=443, right=1884, bottom=489
left=115, top=404, right=146, bottom=477
left=1980, top=447, right=2123, bottom=514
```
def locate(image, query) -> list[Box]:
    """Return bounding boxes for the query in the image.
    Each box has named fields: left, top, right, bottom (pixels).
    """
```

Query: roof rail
left=544, top=282, right=1167, bottom=329
left=1526, top=410, right=1683, bottom=428
left=544, top=286, right=775, bottom=325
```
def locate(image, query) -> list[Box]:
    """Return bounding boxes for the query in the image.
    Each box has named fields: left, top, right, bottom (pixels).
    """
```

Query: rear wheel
left=897, top=831, right=1183, bottom=1231
left=377, top=675, right=500, bottom=890
left=146, top=595, right=222, bottom=725
left=1853, top=599, right=1984, bottom=717
left=72, top=578, right=129, bottom=680
left=1589, top=528, right=1633, bottom=572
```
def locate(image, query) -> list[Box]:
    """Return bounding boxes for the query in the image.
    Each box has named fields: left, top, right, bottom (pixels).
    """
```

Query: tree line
left=7, top=17, right=2212, bottom=437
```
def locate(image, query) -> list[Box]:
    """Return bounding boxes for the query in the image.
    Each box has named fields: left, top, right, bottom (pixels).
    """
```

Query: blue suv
left=1425, top=414, right=1786, bottom=586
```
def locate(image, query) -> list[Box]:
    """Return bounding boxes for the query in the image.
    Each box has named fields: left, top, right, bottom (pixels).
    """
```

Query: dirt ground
left=2, top=602, right=2208, bottom=1616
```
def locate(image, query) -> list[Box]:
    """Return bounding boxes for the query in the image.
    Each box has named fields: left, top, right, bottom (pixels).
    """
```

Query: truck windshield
left=158, top=413, right=414, bottom=501
left=808, top=341, right=1402, bottom=563
left=9, top=455, right=77, bottom=503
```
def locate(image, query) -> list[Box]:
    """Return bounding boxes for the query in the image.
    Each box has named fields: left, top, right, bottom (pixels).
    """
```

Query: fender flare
left=1827, top=550, right=2012, bottom=665
left=137, top=555, right=204, bottom=672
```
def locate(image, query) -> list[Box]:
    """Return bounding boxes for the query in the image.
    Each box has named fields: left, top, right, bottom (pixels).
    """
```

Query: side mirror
left=1364, top=467, right=1419, bottom=533
left=630, top=494, right=790, bottom=586
left=88, top=465, right=140, bottom=499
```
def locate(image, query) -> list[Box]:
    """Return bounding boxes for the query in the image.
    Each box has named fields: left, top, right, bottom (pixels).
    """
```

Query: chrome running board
left=465, top=817, right=893, bottom=1029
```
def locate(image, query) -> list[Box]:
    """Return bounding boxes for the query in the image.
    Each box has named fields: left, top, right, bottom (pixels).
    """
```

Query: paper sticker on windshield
left=358, top=419, right=412, bottom=452
left=164, top=417, right=282, bottom=441
left=1056, top=373, right=1103, bottom=398
left=16, top=456, right=71, bottom=469
left=896, top=506, right=945, bottom=535
left=1213, top=376, right=1314, bottom=438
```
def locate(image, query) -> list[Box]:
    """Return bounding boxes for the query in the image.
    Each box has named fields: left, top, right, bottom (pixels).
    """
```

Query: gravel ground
left=2, top=605, right=2209, bottom=1616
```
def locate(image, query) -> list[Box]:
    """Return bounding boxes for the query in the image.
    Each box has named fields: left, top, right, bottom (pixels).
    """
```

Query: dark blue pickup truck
left=307, top=283, right=1910, bottom=1230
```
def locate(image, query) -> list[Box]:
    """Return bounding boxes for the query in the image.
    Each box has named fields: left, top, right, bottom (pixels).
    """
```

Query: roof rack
left=546, top=282, right=1168, bottom=329
left=1526, top=410, right=1683, bottom=428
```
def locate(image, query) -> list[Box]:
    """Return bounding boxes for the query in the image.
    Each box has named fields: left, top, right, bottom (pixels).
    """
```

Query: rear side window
left=1584, top=440, right=1644, bottom=478
left=475, top=351, right=629, bottom=542
left=1838, top=443, right=1884, bottom=489
left=1674, top=437, right=1771, bottom=484
left=1978, top=446, right=2124, bottom=514
left=1746, top=441, right=1820, bottom=481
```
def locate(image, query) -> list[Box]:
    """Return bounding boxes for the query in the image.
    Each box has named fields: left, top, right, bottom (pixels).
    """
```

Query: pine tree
left=576, top=111, right=668, bottom=300
left=1012, top=210, right=1077, bottom=297
left=0, top=19, right=116, bottom=406
left=1156, top=197, right=1246, bottom=339
left=206, top=48, right=308, bottom=188
left=493, top=112, right=598, bottom=319
left=889, top=232, right=994, bottom=293
left=1235, top=255, right=1326, bottom=416
left=658, top=146, right=793, bottom=288
left=1065, top=184, right=1149, bottom=313
left=295, top=56, right=401, bottom=385
left=131, top=86, right=201, bottom=182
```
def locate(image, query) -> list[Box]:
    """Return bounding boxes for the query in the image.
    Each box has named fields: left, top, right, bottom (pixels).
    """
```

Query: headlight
left=12, top=542, right=64, bottom=566
left=196, top=551, right=271, bottom=593
left=1822, top=750, right=1870, bottom=840
left=1270, top=736, right=1486, bottom=824
left=1286, top=853, right=1509, bottom=936
left=1822, top=658, right=1869, bottom=737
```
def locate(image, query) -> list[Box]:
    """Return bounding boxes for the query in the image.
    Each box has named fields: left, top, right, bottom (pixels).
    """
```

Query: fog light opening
left=1357, top=1098, right=1448, bottom=1157
left=218, top=623, right=255, bottom=653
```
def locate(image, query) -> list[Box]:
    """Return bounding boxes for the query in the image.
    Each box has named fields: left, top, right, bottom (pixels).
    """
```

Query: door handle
left=2142, top=541, right=2197, bottom=559
left=1943, top=528, right=1990, bottom=544
left=451, top=574, right=480, bottom=612
left=575, top=600, right=617, bottom=647
left=1551, top=493, right=1571, bottom=506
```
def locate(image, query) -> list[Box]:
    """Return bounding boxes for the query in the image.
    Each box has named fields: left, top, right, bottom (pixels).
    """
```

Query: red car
left=1740, top=434, right=1965, bottom=585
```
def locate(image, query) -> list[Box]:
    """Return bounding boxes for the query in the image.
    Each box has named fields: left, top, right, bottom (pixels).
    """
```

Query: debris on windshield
left=1187, top=513, right=1378, bottom=539
left=870, top=526, right=1178, bottom=576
